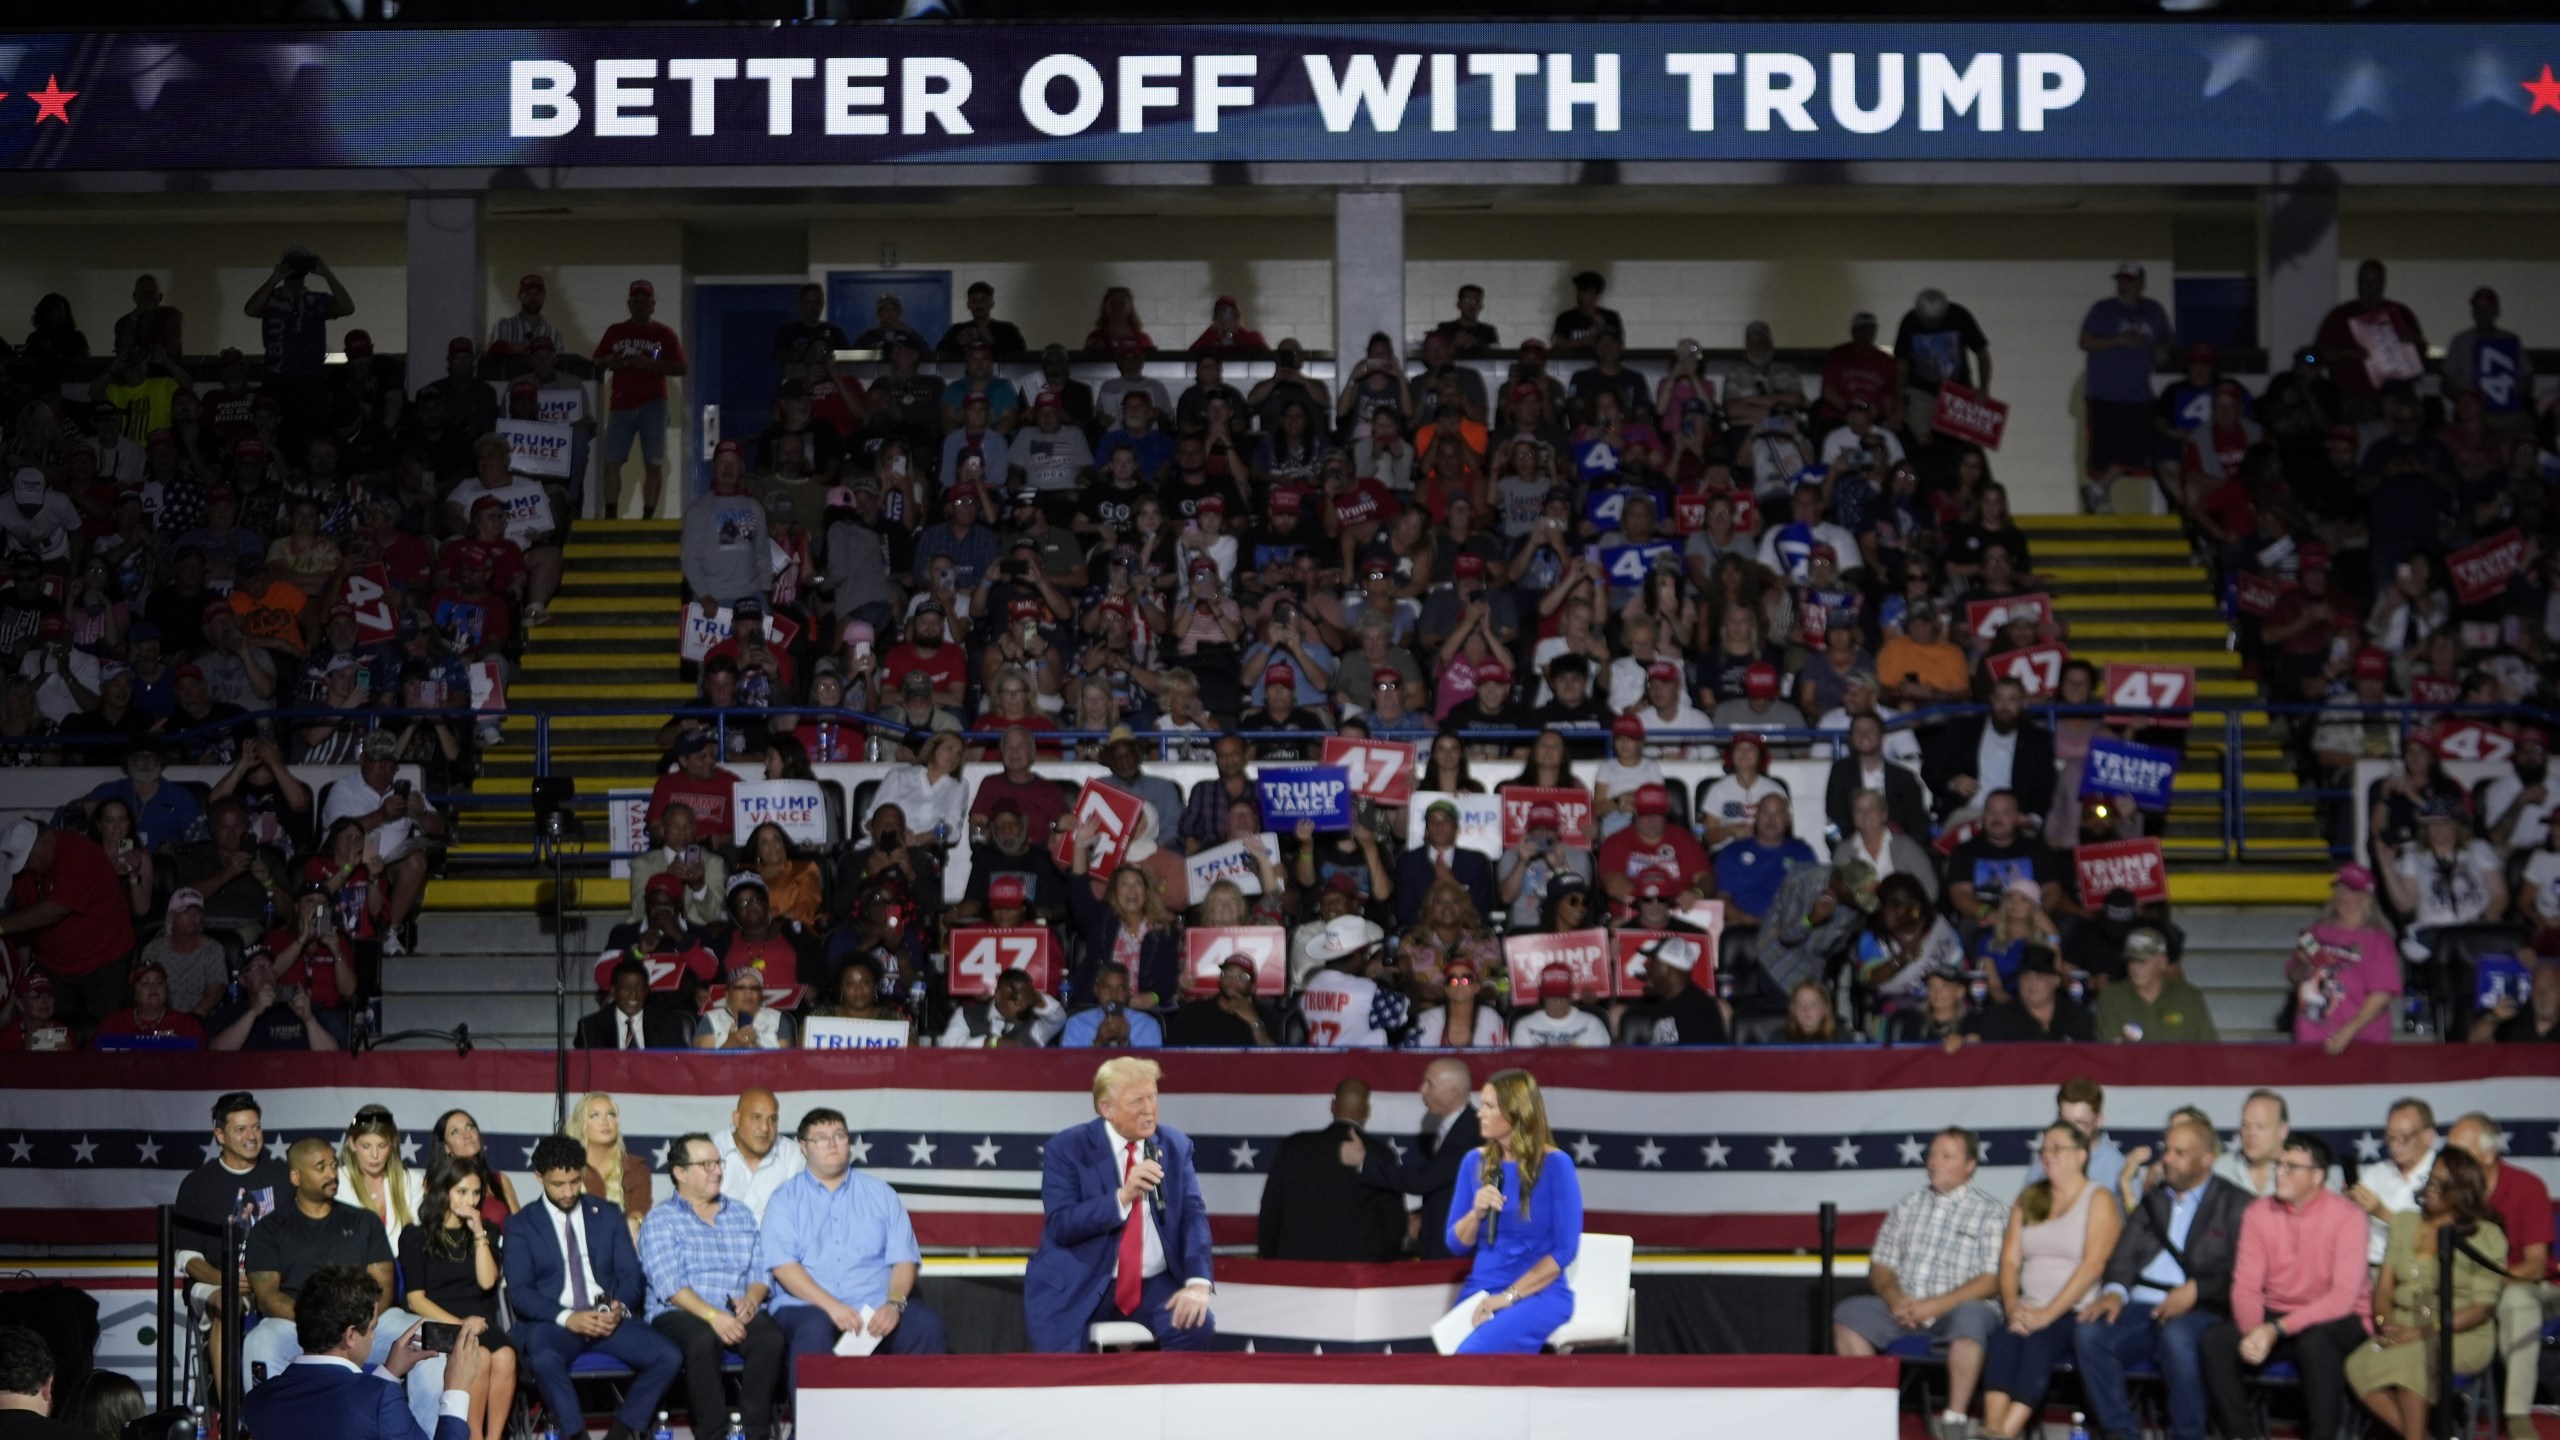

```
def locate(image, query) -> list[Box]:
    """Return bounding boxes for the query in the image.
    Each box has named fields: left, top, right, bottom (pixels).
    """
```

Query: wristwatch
left=884, top=1296, right=909, bottom=1312
left=1499, top=1289, right=1518, bottom=1305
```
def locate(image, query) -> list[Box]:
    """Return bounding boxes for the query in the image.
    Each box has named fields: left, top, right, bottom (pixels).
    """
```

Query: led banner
left=4, top=24, right=2560, bottom=172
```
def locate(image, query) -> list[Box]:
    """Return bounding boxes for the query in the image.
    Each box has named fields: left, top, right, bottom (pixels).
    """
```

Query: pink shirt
left=2232, top=1189, right=2372, bottom=1336
left=2289, top=922, right=2399, bottom=1048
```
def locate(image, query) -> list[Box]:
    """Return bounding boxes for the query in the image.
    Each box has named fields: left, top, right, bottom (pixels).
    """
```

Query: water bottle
left=1968, top=975, right=1988, bottom=1008
left=725, top=1414, right=747, bottom=1440
left=652, top=1412, right=674, bottom=1440
left=2067, top=1413, right=2090, bottom=1440
left=192, top=1404, right=208, bottom=1440
left=1714, top=969, right=1734, bottom=1001
left=537, top=1422, right=558, bottom=1440
left=2067, top=977, right=2086, bottom=1006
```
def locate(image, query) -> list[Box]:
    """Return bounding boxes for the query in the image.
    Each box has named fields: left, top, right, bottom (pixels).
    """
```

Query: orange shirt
left=1877, top=635, right=1971, bottom=696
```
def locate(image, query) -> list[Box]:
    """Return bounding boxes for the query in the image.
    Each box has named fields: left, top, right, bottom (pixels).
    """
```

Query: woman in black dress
left=399, top=1155, right=518, bottom=1440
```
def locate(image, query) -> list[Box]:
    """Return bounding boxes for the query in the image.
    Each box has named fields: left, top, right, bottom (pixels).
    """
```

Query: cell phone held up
left=417, top=1322, right=462, bottom=1354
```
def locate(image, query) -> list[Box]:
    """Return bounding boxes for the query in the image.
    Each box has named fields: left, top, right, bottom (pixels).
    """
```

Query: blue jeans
left=1982, top=1315, right=2077, bottom=1410
left=2073, top=1301, right=2217, bottom=1440
left=772, top=1299, right=948, bottom=1391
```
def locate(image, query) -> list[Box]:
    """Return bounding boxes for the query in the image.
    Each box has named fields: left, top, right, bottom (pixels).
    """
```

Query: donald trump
left=1023, top=1057, right=1216, bottom=1352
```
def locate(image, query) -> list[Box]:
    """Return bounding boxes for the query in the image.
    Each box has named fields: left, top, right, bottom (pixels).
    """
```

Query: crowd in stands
left=4, top=254, right=2560, bottom=1063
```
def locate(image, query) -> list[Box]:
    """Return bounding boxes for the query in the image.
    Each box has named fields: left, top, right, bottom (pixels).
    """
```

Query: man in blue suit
left=1393, top=799, right=1497, bottom=927
left=239, top=1264, right=484, bottom=1440
left=505, top=1135, right=682, bottom=1440
left=1023, top=1056, right=1217, bottom=1353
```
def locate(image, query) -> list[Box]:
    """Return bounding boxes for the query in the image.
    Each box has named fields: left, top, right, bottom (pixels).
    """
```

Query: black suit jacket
left=1394, top=848, right=1497, bottom=928
left=0, top=1409, right=95, bottom=1440
left=1257, top=1120, right=1407, bottom=1263
left=1922, top=717, right=2057, bottom=821
left=2100, top=1174, right=2251, bottom=1316
left=1400, top=1107, right=1484, bottom=1260
left=1824, top=757, right=1934, bottom=842
left=574, top=1004, right=690, bottom=1050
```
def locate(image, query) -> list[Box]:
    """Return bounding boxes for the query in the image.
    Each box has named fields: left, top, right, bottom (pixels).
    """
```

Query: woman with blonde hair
left=336, top=1104, right=426, bottom=1249
left=1447, top=1069, right=1582, bottom=1353
left=1067, top=816, right=1180, bottom=1008
left=564, top=1091, right=650, bottom=1238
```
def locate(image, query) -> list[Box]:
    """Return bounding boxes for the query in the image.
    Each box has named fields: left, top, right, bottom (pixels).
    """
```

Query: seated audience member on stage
left=641, top=1133, right=789, bottom=1440
left=2341, top=1145, right=2508, bottom=1440
left=717, top=1088, right=805, bottom=1226
left=0, top=1321, right=101, bottom=1440
left=1257, top=1080, right=1408, bottom=1262
left=1446, top=1069, right=1582, bottom=1354
left=1832, top=1128, right=2008, bottom=1438
left=242, top=1139, right=420, bottom=1387
left=2443, top=1115, right=2553, bottom=1440
left=399, top=1157, right=519, bottom=1440
left=238, top=1266, right=486, bottom=1440
left=1980, top=1123, right=2121, bottom=1440
left=2199, top=1133, right=2372, bottom=1440
left=2071, top=1112, right=2249, bottom=1440
left=504, top=1135, right=681, bottom=1440
left=1023, top=1057, right=1217, bottom=1352
left=760, top=1108, right=948, bottom=1369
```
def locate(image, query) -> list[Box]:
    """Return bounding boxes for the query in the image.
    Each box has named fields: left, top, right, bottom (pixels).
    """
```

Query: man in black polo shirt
left=1963, top=945, right=2095, bottom=1044
left=1939, top=790, right=2064, bottom=921
left=241, top=1138, right=415, bottom=1384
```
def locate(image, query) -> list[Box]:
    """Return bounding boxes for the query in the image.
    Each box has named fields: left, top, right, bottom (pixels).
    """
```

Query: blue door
left=688, top=282, right=803, bottom=493
left=827, top=269, right=951, bottom=352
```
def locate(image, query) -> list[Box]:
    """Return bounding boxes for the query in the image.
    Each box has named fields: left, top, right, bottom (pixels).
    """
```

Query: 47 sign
left=1322, top=737, right=1415, bottom=804
left=2102, top=663, right=2195, bottom=728
left=947, top=927, right=1058, bottom=997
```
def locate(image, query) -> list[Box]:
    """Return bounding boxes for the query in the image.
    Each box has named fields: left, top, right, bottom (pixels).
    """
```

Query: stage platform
left=794, top=1354, right=1900, bottom=1439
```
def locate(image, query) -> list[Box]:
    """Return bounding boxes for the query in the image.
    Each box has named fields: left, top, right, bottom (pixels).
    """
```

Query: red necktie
left=1115, top=1140, right=1145, bottom=1316
left=623, top=1017, right=638, bottom=1049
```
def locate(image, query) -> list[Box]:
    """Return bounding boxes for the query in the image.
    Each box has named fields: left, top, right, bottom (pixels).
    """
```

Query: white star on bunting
left=649, top=1142, right=671, bottom=1171
left=1766, top=1138, right=1796, bottom=1169
left=6, top=1136, right=31, bottom=1163
left=1383, top=1137, right=1406, bottom=1164
left=1570, top=1135, right=1601, bottom=1166
left=522, top=1140, right=542, bottom=1166
left=71, top=1136, right=97, bottom=1165
left=2354, top=1132, right=2383, bottom=1163
left=1634, top=1139, right=1664, bottom=1169
left=268, top=1139, right=290, bottom=1161
left=400, top=1136, right=421, bottom=1166
left=201, top=1141, right=223, bottom=1164
left=907, top=1136, right=937, bottom=1166
left=137, top=1138, right=161, bottom=1165
left=1700, top=1139, right=1730, bottom=1169
left=1227, top=1140, right=1259, bottom=1171
left=1832, top=1138, right=1861, bottom=1169
left=1897, top=1135, right=1927, bottom=1166
left=850, top=1136, right=872, bottom=1164
left=972, top=1138, right=1002, bottom=1168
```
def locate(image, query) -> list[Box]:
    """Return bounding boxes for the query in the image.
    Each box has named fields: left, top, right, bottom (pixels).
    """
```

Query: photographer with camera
left=242, top=244, right=355, bottom=450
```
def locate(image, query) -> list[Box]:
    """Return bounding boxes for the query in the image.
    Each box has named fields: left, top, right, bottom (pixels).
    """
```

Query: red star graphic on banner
left=28, top=76, right=74, bottom=125
left=2526, top=65, right=2560, bottom=115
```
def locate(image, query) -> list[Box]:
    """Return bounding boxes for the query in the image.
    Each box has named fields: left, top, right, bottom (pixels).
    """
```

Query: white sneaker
left=382, top=933, right=407, bottom=958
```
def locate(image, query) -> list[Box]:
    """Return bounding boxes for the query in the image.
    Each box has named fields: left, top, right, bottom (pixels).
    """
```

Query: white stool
left=1087, top=1321, right=1159, bottom=1352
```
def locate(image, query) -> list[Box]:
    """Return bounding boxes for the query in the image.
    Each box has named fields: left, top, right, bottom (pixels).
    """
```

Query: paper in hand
left=1429, top=1294, right=1484, bottom=1356
left=832, top=1307, right=882, bottom=1357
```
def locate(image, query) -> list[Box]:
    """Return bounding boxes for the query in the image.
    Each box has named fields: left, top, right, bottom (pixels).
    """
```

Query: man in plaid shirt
left=1831, top=1127, right=2010, bottom=1440
left=640, top=1133, right=787, bottom=1440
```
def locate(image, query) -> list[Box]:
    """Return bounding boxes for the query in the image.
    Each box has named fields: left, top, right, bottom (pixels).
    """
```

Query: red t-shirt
left=648, top=769, right=738, bottom=836
left=970, top=772, right=1070, bottom=844
left=594, top=319, right=688, bottom=411
left=2193, top=477, right=2255, bottom=537
left=2486, top=1162, right=2557, bottom=1281
left=92, top=1007, right=206, bottom=1046
left=2314, top=300, right=2423, bottom=399
left=1596, top=826, right=1711, bottom=886
left=881, top=641, right=967, bottom=699
left=259, top=925, right=348, bottom=1009
left=381, top=532, right=436, bottom=592
left=1331, top=478, right=1401, bottom=530
left=1822, top=344, right=1896, bottom=415
left=436, top=536, right=525, bottom=596
left=301, top=857, right=379, bottom=943
left=11, top=831, right=135, bottom=977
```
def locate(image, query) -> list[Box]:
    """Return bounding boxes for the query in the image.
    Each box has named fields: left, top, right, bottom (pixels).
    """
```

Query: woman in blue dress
left=1445, top=1067, right=1582, bottom=1354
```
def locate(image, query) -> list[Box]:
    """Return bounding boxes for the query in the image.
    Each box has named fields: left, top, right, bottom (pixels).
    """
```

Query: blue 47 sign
left=2084, top=736, right=2181, bottom=811
left=1599, top=541, right=1682, bottom=588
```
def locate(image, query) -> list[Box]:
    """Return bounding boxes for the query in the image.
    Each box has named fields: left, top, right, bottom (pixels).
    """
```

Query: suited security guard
left=504, top=1135, right=681, bottom=1440
left=1023, top=1056, right=1217, bottom=1353
left=1402, top=1057, right=1485, bottom=1260
left=1257, top=1078, right=1407, bottom=1262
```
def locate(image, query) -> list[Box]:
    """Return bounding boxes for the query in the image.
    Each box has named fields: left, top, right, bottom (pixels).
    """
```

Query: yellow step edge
left=2017, top=514, right=2183, bottom=532
left=560, top=569, right=681, bottom=587
left=424, top=877, right=630, bottom=911
left=521, top=625, right=680, bottom=641
left=2052, top=593, right=2219, bottom=612
left=2166, top=872, right=2335, bottom=905
left=562, top=544, right=682, bottom=560
left=2066, top=621, right=2230, bottom=640
left=540, top=597, right=680, bottom=614
left=575, top=519, right=681, bottom=533
left=2034, top=539, right=2194, bottom=558
left=472, top=775, right=657, bottom=796
left=2072, top=649, right=2238, bottom=671
left=511, top=684, right=697, bottom=700
left=2041, top=566, right=2208, bottom=583
left=502, top=714, right=677, bottom=732
left=520, top=653, right=687, bottom=670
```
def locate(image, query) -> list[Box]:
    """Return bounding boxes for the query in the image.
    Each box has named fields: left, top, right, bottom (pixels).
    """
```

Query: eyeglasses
left=2273, top=1160, right=2324, bottom=1174
left=2384, top=1129, right=2427, bottom=1146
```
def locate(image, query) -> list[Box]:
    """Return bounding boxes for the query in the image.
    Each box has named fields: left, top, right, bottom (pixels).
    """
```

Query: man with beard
left=956, top=801, right=1067, bottom=923
left=1923, top=676, right=2057, bottom=825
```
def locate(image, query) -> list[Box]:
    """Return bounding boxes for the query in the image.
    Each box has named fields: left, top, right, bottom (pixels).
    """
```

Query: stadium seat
left=1087, top=1320, right=1157, bottom=1351
left=1543, top=1232, right=1635, bottom=1352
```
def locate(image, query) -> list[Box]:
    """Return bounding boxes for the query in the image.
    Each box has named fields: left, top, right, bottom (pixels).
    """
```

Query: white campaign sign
left=496, top=417, right=573, bottom=478
left=802, top=1016, right=910, bottom=1049
left=731, top=779, right=829, bottom=846
left=1186, top=833, right=1283, bottom=905
left=1403, top=791, right=1505, bottom=860
left=607, top=791, right=652, bottom=879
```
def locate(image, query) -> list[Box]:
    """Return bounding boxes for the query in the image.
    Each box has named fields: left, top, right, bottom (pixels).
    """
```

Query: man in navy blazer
left=504, top=1136, right=682, bottom=1440
left=1393, top=799, right=1498, bottom=927
left=1023, top=1056, right=1217, bottom=1353
left=239, top=1264, right=483, bottom=1440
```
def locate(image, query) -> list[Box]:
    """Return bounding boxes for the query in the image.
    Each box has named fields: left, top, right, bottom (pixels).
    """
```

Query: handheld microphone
left=1141, top=1137, right=1166, bottom=1216
left=1477, top=1148, right=1502, bottom=1245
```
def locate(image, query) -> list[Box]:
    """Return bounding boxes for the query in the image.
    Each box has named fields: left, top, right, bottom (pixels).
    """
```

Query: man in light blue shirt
left=2022, top=1077, right=2126, bottom=1196
left=2070, top=1113, right=2252, bottom=1440
left=757, top=1107, right=947, bottom=1378
left=640, top=1132, right=786, bottom=1440
left=1060, top=963, right=1165, bottom=1048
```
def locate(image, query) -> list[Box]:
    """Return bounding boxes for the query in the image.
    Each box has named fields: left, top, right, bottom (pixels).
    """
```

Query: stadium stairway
left=375, top=512, right=2338, bottom=1047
